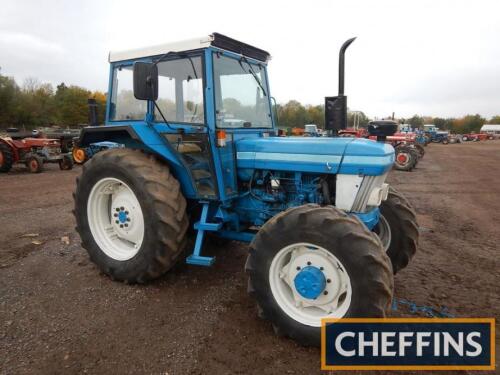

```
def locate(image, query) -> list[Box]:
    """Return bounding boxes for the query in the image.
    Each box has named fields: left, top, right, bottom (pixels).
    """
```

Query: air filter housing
left=368, top=120, right=398, bottom=139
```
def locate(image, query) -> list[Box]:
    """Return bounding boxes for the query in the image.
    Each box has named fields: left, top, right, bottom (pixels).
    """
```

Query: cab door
left=155, top=54, right=220, bottom=199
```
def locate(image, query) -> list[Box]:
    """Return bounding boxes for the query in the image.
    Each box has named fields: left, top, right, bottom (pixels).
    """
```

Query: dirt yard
left=1, top=142, right=499, bottom=374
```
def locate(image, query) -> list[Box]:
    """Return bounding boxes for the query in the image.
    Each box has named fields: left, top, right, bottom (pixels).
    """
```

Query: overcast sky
left=1, top=0, right=499, bottom=118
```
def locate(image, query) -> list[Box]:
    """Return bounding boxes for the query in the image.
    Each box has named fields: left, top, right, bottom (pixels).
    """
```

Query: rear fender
left=0, top=138, right=20, bottom=162
left=77, top=125, right=197, bottom=198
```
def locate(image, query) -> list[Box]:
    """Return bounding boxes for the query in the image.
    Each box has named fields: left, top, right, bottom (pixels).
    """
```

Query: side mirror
left=133, top=62, right=158, bottom=101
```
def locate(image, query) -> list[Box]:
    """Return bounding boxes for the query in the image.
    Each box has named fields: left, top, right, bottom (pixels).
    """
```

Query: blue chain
left=392, top=298, right=454, bottom=318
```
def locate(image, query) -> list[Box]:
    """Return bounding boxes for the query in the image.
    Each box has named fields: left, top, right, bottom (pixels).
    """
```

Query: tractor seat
left=176, top=143, right=202, bottom=154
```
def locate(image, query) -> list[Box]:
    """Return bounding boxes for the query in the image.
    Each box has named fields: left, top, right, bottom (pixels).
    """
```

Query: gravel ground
left=0, top=142, right=499, bottom=374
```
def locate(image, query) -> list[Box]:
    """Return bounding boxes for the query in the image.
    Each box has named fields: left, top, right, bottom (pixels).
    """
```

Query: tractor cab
left=87, top=33, right=274, bottom=201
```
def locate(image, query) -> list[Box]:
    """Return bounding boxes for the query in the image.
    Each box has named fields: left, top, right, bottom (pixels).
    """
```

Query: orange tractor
left=0, top=136, right=73, bottom=173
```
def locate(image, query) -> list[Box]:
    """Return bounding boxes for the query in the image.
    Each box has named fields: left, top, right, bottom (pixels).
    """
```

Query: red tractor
left=0, top=136, right=73, bottom=173
left=338, top=127, right=368, bottom=138
left=340, top=126, right=423, bottom=171
left=461, top=133, right=489, bottom=142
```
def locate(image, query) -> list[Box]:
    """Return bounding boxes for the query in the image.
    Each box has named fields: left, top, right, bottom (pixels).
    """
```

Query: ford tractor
left=73, top=33, right=418, bottom=346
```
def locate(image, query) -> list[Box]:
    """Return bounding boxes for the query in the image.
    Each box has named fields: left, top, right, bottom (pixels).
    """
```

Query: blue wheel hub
left=113, top=207, right=130, bottom=228
left=118, top=211, right=128, bottom=223
left=293, top=266, right=326, bottom=299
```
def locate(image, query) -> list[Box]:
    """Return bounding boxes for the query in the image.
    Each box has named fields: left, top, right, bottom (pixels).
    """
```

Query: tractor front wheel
left=377, top=187, right=419, bottom=273
left=26, top=155, right=44, bottom=173
left=74, top=149, right=189, bottom=283
left=59, top=155, right=74, bottom=170
left=246, top=205, right=393, bottom=346
left=0, top=142, right=14, bottom=173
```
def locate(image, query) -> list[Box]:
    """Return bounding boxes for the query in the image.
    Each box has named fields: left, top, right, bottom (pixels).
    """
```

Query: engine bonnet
left=236, top=136, right=394, bottom=175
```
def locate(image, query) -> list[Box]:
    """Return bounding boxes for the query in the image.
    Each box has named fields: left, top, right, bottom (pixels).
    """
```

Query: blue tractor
left=73, top=34, right=418, bottom=346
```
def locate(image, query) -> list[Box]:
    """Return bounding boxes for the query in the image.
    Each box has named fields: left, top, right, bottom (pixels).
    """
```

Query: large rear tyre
left=74, top=149, right=189, bottom=283
left=0, top=143, right=14, bottom=173
left=377, top=187, right=419, bottom=274
left=394, top=146, right=415, bottom=171
left=414, top=143, right=425, bottom=159
left=246, top=205, right=393, bottom=346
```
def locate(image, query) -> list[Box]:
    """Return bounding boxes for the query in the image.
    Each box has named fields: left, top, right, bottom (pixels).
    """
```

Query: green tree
left=407, top=115, right=424, bottom=128
left=488, top=115, right=500, bottom=124
left=55, top=83, right=91, bottom=126
left=461, top=114, right=485, bottom=133
left=277, top=100, right=308, bottom=128
left=0, top=72, right=20, bottom=126
left=306, top=105, right=325, bottom=128
left=348, top=111, right=369, bottom=128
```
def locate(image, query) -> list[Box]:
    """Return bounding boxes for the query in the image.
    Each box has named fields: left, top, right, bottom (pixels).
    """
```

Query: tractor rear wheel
left=74, top=148, right=189, bottom=283
left=377, top=187, right=419, bottom=274
left=414, top=143, right=425, bottom=159
left=26, top=155, right=44, bottom=173
left=0, top=142, right=14, bottom=173
left=394, top=146, right=415, bottom=171
left=246, top=204, right=393, bottom=346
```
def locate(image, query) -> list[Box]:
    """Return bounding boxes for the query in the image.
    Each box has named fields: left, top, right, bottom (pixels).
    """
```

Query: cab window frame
left=212, top=51, right=273, bottom=130
left=152, top=52, right=207, bottom=126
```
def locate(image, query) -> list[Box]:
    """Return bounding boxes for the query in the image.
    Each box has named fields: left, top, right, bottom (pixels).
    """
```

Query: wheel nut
left=120, top=206, right=124, bottom=211
left=323, top=291, right=328, bottom=295
left=125, top=211, right=129, bottom=215
left=296, top=266, right=301, bottom=271
left=120, top=224, right=124, bottom=228
left=114, top=213, right=118, bottom=217
left=115, top=220, right=119, bottom=224
left=327, top=279, right=331, bottom=283
left=127, top=218, right=130, bottom=222
left=307, top=261, right=311, bottom=266
left=115, top=208, right=120, bottom=212
left=124, top=224, right=128, bottom=227
left=320, top=267, right=324, bottom=271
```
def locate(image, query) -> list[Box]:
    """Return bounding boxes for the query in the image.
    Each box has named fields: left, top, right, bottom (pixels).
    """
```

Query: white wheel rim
left=269, top=242, right=352, bottom=327
left=87, top=177, right=144, bottom=261
left=374, top=214, right=391, bottom=252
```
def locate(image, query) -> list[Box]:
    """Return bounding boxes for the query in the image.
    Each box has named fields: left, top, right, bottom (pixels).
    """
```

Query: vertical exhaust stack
left=88, top=98, right=99, bottom=127
left=325, top=37, right=356, bottom=136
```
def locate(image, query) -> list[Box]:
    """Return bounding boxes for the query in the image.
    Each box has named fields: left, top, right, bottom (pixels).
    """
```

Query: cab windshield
left=213, top=54, right=272, bottom=129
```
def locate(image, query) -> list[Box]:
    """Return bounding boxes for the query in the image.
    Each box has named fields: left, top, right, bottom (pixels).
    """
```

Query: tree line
left=275, top=100, right=371, bottom=129
left=0, top=72, right=106, bottom=129
left=404, top=114, right=500, bottom=134
left=1, top=71, right=498, bottom=133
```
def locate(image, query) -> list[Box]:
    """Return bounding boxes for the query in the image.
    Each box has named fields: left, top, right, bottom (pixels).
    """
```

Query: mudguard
left=77, top=124, right=198, bottom=198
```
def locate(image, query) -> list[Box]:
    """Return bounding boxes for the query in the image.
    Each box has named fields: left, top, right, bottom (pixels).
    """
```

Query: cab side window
left=155, top=57, right=204, bottom=124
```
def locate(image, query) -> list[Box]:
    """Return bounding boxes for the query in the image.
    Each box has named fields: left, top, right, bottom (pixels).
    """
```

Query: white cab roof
left=109, top=35, right=214, bottom=63
left=480, top=124, right=500, bottom=131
